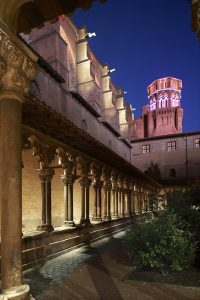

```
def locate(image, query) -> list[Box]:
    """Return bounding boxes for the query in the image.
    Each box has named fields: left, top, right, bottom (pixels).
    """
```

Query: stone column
left=37, top=168, right=54, bottom=232
left=79, top=178, right=91, bottom=225
left=103, top=183, right=112, bottom=221
left=77, top=157, right=91, bottom=226
left=92, top=181, right=103, bottom=222
left=124, top=178, right=131, bottom=217
left=61, top=174, right=75, bottom=227
left=102, top=167, right=111, bottom=221
left=111, top=172, right=119, bottom=219
left=0, top=25, right=37, bottom=299
left=91, top=163, right=102, bottom=223
left=118, top=176, right=125, bottom=218
left=129, top=180, right=135, bottom=216
left=56, top=148, right=76, bottom=228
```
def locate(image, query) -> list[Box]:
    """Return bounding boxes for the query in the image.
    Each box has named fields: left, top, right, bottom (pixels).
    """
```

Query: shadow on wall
left=144, top=162, right=161, bottom=180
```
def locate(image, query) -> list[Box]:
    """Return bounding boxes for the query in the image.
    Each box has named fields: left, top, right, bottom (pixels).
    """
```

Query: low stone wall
left=22, top=218, right=133, bottom=271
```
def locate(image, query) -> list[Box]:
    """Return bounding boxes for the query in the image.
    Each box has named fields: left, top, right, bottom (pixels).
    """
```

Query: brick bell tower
left=138, top=77, right=183, bottom=138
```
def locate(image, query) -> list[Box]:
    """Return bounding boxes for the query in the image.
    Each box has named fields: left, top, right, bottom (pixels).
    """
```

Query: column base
left=80, top=219, right=91, bottom=226
left=125, top=213, right=131, bottom=218
left=92, top=216, right=102, bottom=223
left=37, top=224, right=54, bottom=233
left=63, top=221, right=75, bottom=228
left=103, top=215, right=111, bottom=221
left=111, top=214, right=119, bottom=220
left=119, top=214, right=125, bottom=218
left=1, top=284, right=33, bottom=300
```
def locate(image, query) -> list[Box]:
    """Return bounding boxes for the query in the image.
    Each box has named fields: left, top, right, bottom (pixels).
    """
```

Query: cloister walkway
left=24, top=230, right=200, bottom=300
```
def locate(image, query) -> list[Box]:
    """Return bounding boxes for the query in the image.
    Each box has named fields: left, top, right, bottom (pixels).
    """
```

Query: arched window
left=170, top=168, right=176, bottom=178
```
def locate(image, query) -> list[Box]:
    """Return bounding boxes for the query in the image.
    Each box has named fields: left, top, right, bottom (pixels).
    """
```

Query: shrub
left=124, top=211, right=194, bottom=274
left=166, top=188, right=200, bottom=246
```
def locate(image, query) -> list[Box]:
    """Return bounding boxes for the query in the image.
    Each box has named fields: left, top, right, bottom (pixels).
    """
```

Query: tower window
left=170, top=168, right=176, bottom=178
left=195, top=138, right=200, bottom=148
left=142, top=144, right=150, bottom=154
left=167, top=141, right=176, bottom=151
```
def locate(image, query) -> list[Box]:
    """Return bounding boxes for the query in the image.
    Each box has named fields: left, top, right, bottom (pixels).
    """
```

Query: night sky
left=72, top=0, right=200, bottom=132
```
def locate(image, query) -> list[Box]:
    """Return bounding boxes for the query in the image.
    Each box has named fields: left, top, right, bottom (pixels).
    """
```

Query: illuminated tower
left=134, top=77, right=183, bottom=138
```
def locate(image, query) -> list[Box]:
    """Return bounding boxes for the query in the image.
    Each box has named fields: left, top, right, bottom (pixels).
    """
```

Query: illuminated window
left=142, top=144, right=150, bottom=154
left=167, top=141, right=176, bottom=151
left=195, top=138, right=200, bottom=148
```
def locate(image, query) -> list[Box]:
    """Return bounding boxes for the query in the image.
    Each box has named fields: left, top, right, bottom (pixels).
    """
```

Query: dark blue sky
left=72, top=0, right=200, bottom=132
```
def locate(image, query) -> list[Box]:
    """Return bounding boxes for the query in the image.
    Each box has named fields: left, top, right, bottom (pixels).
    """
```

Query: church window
left=169, top=168, right=176, bottom=178
left=195, top=138, right=200, bottom=148
left=167, top=141, right=176, bottom=151
left=142, top=144, right=150, bottom=154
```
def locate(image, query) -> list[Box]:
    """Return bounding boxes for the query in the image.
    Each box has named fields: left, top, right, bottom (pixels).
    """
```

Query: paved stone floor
left=24, top=230, right=200, bottom=300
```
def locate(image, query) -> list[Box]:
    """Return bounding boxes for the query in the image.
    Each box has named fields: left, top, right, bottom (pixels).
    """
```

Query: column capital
left=79, top=178, right=91, bottom=188
left=93, top=180, right=103, bottom=189
left=61, top=174, right=75, bottom=185
left=77, top=156, right=91, bottom=179
left=28, top=135, right=55, bottom=169
left=103, top=183, right=112, bottom=191
left=56, top=147, right=76, bottom=175
left=0, top=27, right=38, bottom=102
left=91, top=162, right=102, bottom=182
left=37, top=168, right=55, bottom=181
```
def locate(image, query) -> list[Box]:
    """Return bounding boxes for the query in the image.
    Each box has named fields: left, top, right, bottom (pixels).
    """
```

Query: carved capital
left=61, top=174, right=75, bottom=185
left=37, top=168, right=55, bottom=181
left=0, top=28, right=38, bottom=100
left=77, top=156, right=90, bottom=179
left=56, top=147, right=76, bottom=175
left=91, top=162, right=102, bottom=182
left=79, top=178, right=91, bottom=188
left=93, top=181, right=103, bottom=189
left=124, top=177, right=130, bottom=190
left=111, top=171, right=118, bottom=189
left=102, top=167, right=111, bottom=187
left=28, top=135, right=55, bottom=169
left=118, top=175, right=124, bottom=190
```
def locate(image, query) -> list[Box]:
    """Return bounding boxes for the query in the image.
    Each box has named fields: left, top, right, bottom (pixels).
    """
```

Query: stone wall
left=131, top=132, right=200, bottom=182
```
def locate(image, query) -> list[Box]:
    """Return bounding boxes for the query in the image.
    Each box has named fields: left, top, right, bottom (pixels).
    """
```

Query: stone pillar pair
left=61, top=173, right=75, bottom=227
left=37, top=168, right=55, bottom=232
left=77, top=156, right=91, bottom=225
left=102, top=168, right=112, bottom=221
left=124, top=178, right=132, bottom=217
left=0, top=24, right=37, bottom=299
left=118, top=176, right=125, bottom=218
left=111, top=172, right=119, bottom=219
left=57, top=148, right=76, bottom=227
